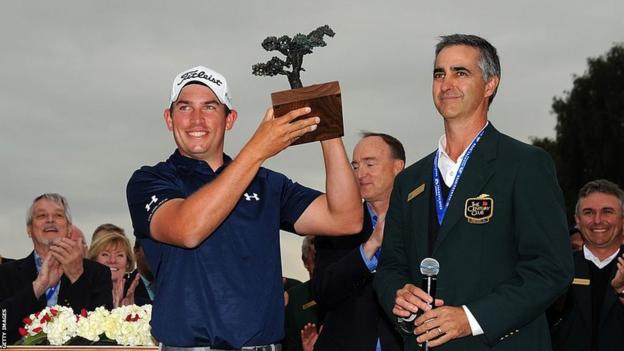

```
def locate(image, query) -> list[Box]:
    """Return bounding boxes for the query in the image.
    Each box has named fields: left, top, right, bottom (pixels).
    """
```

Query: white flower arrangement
left=76, top=306, right=110, bottom=342
left=18, top=304, right=154, bottom=346
left=105, top=304, right=153, bottom=346
left=44, top=305, right=79, bottom=345
left=19, top=305, right=76, bottom=344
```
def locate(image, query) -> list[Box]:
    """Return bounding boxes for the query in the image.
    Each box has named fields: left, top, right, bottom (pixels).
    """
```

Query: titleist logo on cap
left=177, top=70, right=222, bottom=86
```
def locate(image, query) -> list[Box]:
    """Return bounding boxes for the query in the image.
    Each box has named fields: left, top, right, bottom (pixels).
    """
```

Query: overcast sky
left=1, top=0, right=622, bottom=280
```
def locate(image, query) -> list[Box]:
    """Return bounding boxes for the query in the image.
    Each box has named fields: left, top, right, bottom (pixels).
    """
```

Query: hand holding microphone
left=394, top=258, right=441, bottom=334
left=408, top=256, right=472, bottom=348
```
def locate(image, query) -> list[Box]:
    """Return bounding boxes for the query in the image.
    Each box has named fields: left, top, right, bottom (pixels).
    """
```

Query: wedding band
left=437, top=327, right=443, bottom=335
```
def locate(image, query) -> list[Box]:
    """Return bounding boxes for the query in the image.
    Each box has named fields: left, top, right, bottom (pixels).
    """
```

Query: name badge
left=572, top=278, right=590, bottom=286
left=464, top=194, right=494, bottom=224
left=302, top=300, right=317, bottom=310
left=408, top=184, right=425, bottom=202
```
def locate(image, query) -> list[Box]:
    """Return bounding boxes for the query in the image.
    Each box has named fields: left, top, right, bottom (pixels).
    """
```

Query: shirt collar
left=170, top=149, right=233, bottom=174
left=436, top=121, right=489, bottom=187
left=583, top=245, right=620, bottom=269
left=34, top=250, right=43, bottom=272
left=140, top=274, right=156, bottom=301
left=437, top=121, right=489, bottom=165
left=365, top=202, right=378, bottom=229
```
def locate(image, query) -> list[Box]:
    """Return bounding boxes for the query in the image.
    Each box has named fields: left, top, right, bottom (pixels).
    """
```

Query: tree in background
left=532, top=43, right=624, bottom=220
left=252, top=25, right=335, bottom=89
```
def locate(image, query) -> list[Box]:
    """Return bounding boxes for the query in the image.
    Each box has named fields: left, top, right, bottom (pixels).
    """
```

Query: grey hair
left=26, top=193, right=72, bottom=225
left=575, top=179, right=624, bottom=215
left=435, top=34, right=501, bottom=105
left=301, top=236, right=315, bottom=263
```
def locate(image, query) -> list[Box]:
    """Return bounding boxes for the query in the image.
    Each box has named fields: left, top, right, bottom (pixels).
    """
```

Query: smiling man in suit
left=312, top=132, right=405, bottom=351
left=374, top=34, right=574, bottom=350
left=550, top=179, right=624, bottom=351
left=0, top=193, right=112, bottom=344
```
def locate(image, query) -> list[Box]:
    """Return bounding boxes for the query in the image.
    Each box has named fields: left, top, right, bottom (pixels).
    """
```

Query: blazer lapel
left=433, top=124, right=499, bottom=253
left=598, top=247, right=624, bottom=328
left=405, top=153, right=434, bottom=261
left=573, top=254, right=592, bottom=329
left=362, top=204, right=374, bottom=241
left=19, top=252, right=39, bottom=280
left=20, top=252, right=47, bottom=306
left=58, top=275, right=70, bottom=306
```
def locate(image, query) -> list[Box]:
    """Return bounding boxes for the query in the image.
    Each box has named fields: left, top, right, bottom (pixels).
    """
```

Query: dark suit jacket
left=550, top=246, right=624, bottom=351
left=0, top=257, right=15, bottom=264
left=283, top=281, right=318, bottom=351
left=0, top=252, right=113, bottom=344
left=374, top=124, right=574, bottom=350
left=312, top=205, right=402, bottom=351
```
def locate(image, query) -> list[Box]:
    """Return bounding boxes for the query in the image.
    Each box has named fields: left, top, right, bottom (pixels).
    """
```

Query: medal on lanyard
left=432, top=129, right=485, bottom=225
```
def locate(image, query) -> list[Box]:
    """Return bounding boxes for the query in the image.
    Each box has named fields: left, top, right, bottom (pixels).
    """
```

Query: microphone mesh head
left=420, top=257, right=440, bottom=276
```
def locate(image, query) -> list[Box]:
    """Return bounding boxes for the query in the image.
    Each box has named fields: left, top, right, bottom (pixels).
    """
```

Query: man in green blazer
left=374, top=34, right=574, bottom=350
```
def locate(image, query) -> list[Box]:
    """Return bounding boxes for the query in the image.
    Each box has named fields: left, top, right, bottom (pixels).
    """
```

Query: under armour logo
left=243, top=192, right=260, bottom=201
left=145, top=195, right=158, bottom=211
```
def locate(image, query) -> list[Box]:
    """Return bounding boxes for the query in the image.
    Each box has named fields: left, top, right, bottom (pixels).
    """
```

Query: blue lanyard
left=433, top=129, right=485, bottom=225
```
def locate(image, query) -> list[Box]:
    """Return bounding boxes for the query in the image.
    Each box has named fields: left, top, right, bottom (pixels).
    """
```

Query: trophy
left=252, top=25, right=343, bottom=145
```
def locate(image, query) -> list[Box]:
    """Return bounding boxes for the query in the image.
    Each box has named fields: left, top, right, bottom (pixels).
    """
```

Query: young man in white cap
left=126, top=66, right=361, bottom=350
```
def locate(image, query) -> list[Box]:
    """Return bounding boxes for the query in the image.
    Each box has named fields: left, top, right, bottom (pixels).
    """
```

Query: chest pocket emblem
left=464, top=194, right=493, bottom=224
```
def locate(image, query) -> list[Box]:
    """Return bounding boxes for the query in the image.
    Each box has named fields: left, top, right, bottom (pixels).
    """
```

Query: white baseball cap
left=169, top=66, right=232, bottom=109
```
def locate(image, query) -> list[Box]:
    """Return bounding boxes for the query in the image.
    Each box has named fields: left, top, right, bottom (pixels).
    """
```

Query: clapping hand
left=49, top=237, right=84, bottom=283
left=113, top=273, right=141, bottom=307
left=301, top=323, right=320, bottom=351
left=32, top=252, right=63, bottom=298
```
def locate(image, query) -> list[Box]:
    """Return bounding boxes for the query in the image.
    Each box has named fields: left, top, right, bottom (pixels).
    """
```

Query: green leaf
left=20, top=332, right=50, bottom=345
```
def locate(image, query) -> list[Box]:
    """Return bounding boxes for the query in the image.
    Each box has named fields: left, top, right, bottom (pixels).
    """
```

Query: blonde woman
left=88, top=232, right=140, bottom=307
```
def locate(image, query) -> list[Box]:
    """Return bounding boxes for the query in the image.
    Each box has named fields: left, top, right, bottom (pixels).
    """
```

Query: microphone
left=420, top=257, right=439, bottom=304
left=398, top=258, right=440, bottom=335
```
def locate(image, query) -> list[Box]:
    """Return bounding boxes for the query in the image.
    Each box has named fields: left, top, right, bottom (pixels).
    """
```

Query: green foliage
left=17, top=333, right=119, bottom=346
left=16, top=332, right=50, bottom=345
left=532, top=43, right=624, bottom=220
left=252, top=25, right=335, bottom=89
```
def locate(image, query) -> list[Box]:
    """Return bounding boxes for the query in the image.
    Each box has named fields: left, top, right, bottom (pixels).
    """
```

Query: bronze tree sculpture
left=252, top=25, right=335, bottom=89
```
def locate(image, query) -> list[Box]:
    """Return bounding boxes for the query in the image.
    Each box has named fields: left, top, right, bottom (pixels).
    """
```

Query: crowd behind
left=1, top=175, right=622, bottom=351
left=0, top=197, right=155, bottom=345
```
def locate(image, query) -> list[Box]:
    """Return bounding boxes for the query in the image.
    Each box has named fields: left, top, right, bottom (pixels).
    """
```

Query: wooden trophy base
left=271, top=81, right=343, bottom=145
